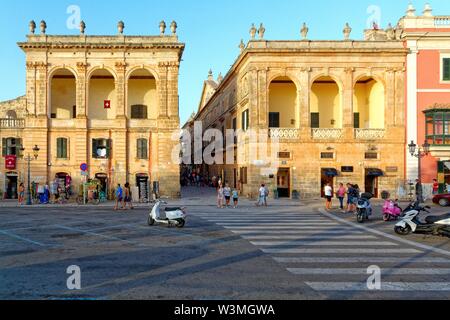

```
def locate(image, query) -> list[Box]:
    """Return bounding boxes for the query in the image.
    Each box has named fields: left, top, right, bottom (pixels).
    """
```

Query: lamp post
left=408, top=140, right=430, bottom=183
left=19, top=145, right=40, bottom=206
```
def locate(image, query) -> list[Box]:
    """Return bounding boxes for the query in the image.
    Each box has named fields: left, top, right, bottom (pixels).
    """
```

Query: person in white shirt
left=257, top=184, right=267, bottom=207
left=324, top=183, right=333, bottom=210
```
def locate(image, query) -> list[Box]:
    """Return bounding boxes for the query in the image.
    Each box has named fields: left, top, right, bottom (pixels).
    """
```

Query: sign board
left=5, top=155, right=16, bottom=170
left=81, top=171, right=88, bottom=176
left=104, top=100, right=111, bottom=109
left=80, top=163, right=88, bottom=172
left=341, top=166, right=354, bottom=173
left=386, top=166, right=399, bottom=173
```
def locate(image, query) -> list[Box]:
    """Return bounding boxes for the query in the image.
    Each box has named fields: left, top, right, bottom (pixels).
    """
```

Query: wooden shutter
left=311, top=113, right=320, bottom=128
left=444, top=58, right=450, bottom=81
left=2, top=138, right=6, bottom=156
left=269, top=113, right=280, bottom=128
left=106, top=139, right=112, bottom=159
left=354, top=113, right=360, bottom=129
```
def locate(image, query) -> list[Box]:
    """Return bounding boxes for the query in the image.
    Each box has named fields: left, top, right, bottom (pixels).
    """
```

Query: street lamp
left=408, top=140, right=430, bottom=182
left=19, top=145, right=40, bottom=206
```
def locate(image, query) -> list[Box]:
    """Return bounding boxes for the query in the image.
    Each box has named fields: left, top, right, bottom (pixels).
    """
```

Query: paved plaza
left=0, top=188, right=450, bottom=300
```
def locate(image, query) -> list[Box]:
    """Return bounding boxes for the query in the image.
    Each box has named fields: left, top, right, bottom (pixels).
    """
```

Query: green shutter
left=311, top=113, right=320, bottom=128
left=63, top=139, right=67, bottom=158
left=106, top=139, right=112, bottom=158
left=444, top=58, right=450, bottom=81
left=354, top=113, right=360, bottom=129
left=2, top=138, right=6, bottom=156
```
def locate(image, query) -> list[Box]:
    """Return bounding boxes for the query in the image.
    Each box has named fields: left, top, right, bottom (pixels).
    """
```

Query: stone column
left=299, top=67, right=311, bottom=128
left=76, top=62, right=88, bottom=118
left=35, top=62, right=48, bottom=117
left=257, top=68, right=268, bottom=129
left=342, top=67, right=354, bottom=128
left=248, top=68, right=258, bottom=128
left=385, top=68, right=396, bottom=128
left=158, top=62, right=169, bottom=118
left=25, top=62, right=36, bottom=116
left=167, top=62, right=180, bottom=120
left=115, top=62, right=127, bottom=119
left=394, top=68, right=406, bottom=127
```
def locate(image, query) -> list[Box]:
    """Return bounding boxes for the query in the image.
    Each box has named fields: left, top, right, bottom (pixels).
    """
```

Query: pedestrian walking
left=124, top=182, right=134, bottom=210
left=264, top=184, right=269, bottom=206
left=257, top=184, right=267, bottom=207
left=18, top=183, right=25, bottom=205
left=336, top=183, right=346, bottom=211
left=232, top=189, right=239, bottom=208
left=114, top=184, right=124, bottom=210
left=217, top=184, right=225, bottom=208
left=223, top=183, right=232, bottom=208
left=346, top=183, right=357, bottom=213
left=324, top=183, right=333, bottom=211
left=433, top=179, right=439, bottom=195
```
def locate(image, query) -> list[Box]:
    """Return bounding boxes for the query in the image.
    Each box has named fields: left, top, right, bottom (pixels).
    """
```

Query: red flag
left=104, top=100, right=111, bottom=109
left=5, top=155, right=16, bottom=170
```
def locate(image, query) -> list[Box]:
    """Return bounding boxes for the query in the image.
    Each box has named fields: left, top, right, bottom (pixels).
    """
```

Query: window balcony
left=269, top=128, right=301, bottom=140
left=355, top=129, right=385, bottom=140
left=0, top=118, right=25, bottom=129
left=312, top=128, right=344, bottom=140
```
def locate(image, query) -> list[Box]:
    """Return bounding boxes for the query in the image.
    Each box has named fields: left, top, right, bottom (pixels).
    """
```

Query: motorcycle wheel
left=383, top=214, right=390, bottom=222
left=176, top=219, right=185, bottom=228
left=395, top=225, right=412, bottom=236
left=148, top=216, right=155, bottom=226
left=357, top=213, right=365, bottom=223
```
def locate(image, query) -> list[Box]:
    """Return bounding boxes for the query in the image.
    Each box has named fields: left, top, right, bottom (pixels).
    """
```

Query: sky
left=1, top=0, right=450, bottom=125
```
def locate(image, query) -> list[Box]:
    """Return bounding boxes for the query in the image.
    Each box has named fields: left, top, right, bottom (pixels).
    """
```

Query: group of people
left=114, top=183, right=134, bottom=211
left=324, top=183, right=361, bottom=213
left=216, top=182, right=240, bottom=208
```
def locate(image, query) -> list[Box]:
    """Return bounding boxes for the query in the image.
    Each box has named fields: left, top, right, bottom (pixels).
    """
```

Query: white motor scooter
left=395, top=201, right=450, bottom=237
left=148, top=200, right=187, bottom=228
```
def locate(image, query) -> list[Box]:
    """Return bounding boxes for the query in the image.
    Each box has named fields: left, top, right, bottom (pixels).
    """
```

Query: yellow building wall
left=88, top=79, right=116, bottom=120
left=51, top=78, right=76, bottom=119
left=354, top=80, right=385, bottom=129
left=127, top=79, right=158, bottom=119
left=269, top=82, right=297, bottom=128
left=310, top=83, right=342, bottom=128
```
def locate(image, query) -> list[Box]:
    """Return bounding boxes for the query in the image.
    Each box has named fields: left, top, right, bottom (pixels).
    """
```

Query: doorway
left=277, top=168, right=290, bottom=198
left=5, top=173, right=18, bottom=199
left=233, top=169, right=237, bottom=189
left=95, top=173, right=108, bottom=194
left=321, top=168, right=338, bottom=198
left=365, top=169, right=382, bottom=198
left=136, top=174, right=149, bottom=202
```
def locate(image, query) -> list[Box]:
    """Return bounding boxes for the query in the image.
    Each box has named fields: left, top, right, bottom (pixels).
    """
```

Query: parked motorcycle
left=148, top=200, right=187, bottom=228
left=356, top=193, right=373, bottom=223
left=382, top=199, right=402, bottom=221
left=395, top=201, right=450, bottom=237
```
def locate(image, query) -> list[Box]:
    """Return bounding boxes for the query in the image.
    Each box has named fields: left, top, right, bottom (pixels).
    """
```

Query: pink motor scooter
left=382, top=199, right=403, bottom=221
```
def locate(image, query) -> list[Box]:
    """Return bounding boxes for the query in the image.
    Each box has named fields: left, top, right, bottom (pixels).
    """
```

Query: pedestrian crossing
left=193, top=210, right=450, bottom=293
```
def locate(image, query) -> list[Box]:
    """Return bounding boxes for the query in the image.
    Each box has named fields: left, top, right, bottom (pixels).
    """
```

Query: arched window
left=6, top=110, right=17, bottom=119
left=137, top=139, right=148, bottom=159
left=56, top=138, right=68, bottom=159
left=268, top=77, right=297, bottom=128
left=353, top=77, right=385, bottom=129
left=311, top=77, right=342, bottom=128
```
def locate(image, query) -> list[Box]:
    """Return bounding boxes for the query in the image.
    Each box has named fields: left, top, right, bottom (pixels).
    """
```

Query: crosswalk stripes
left=193, top=210, right=450, bottom=292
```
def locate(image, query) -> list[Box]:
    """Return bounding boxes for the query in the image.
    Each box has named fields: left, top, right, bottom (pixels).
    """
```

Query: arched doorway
left=127, top=69, right=157, bottom=120
left=50, top=69, right=76, bottom=119
left=353, top=77, right=385, bottom=129
left=310, top=77, right=342, bottom=128
left=88, top=69, right=116, bottom=120
left=268, top=77, right=297, bottom=128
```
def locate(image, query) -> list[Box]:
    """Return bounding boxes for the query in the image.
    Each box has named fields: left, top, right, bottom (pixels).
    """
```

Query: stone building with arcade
left=193, top=22, right=408, bottom=199
left=0, top=20, right=184, bottom=200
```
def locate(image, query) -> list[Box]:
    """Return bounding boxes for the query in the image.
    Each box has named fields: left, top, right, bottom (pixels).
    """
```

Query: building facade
left=193, top=25, right=408, bottom=199
left=401, top=4, right=450, bottom=195
left=0, top=20, right=184, bottom=200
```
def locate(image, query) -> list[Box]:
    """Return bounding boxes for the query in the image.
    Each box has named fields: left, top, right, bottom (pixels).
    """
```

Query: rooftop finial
left=29, top=20, right=36, bottom=34
left=301, top=22, right=309, bottom=40
left=217, top=73, right=223, bottom=83
left=423, top=3, right=433, bottom=17
left=258, top=23, right=265, bottom=39
left=79, top=21, right=86, bottom=35
left=208, top=69, right=214, bottom=81
left=40, top=20, right=47, bottom=34
left=239, top=39, right=245, bottom=53
left=406, top=3, right=416, bottom=17
left=249, top=23, right=257, bottom=39
left=343, top=23, right=352, bottom=40
left=170, top=21, right=177, bottom=34
left=118, top=21, right=125, bottom=34
left=159, top=20, right=166, bottom=35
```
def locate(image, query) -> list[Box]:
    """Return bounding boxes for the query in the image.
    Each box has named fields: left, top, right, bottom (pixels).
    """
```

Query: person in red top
left=433, top=179, right=439, bottom=195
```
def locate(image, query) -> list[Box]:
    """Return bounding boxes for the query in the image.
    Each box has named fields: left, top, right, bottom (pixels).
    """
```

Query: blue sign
left=80, top=163, right=88, bottom=172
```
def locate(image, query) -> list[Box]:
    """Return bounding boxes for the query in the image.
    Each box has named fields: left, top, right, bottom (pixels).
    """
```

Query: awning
left=322, top=168, right=339, bottom=177
left=366, top=168, right=384, bottom=177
